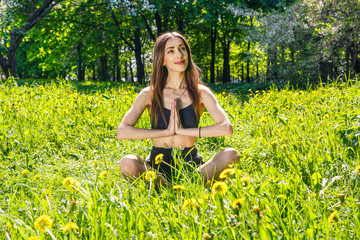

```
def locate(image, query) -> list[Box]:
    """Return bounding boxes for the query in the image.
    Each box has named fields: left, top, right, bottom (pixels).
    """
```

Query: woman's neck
left=165, top=71, right=186, bottom=89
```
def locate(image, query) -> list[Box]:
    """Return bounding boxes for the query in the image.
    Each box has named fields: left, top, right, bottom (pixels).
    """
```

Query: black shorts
left=145, top=146, right=204, bottom=181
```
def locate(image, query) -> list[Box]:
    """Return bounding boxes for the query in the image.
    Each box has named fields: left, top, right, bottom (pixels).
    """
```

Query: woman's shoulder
left=198, top=84, right=213, bottom=97
left=136, top=86, right=152, bottom=105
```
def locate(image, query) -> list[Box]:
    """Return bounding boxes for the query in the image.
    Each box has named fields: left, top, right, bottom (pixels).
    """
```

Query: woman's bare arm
left=117, top=88, right=175, bottom=140
left=175, top=85, right=232, bottom=137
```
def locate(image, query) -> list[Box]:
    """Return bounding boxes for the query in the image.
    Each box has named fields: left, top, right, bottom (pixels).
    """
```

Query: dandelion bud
left=338, top=194, right=345, bottom=203
left=71, top=200, right=76, bottom=206
left=253, top=205, right=260, bottom=216
left=204, top=233, right=211, bottom=239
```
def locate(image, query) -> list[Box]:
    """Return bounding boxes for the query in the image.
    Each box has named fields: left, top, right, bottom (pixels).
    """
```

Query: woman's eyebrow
left=166, top=44, right=184, bottom=51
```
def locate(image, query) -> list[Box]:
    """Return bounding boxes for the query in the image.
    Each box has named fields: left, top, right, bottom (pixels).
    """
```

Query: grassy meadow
left=0, top=78, right=360, bottom=239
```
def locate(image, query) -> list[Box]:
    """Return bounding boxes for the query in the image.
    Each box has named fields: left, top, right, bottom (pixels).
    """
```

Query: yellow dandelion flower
left=28, top=236, right=41, bottom=240
left=6, top=222, right=11, bottom=230
left=21, top=169, right=30, bottom=177
left=34, top=215, right=53, bottom=233
left=354, top=165, right=360, bottom=173
left=219, top=168, right=235, bottom=180
left=144, top=171, right=157, bottom=182
left=259, top=117, right=268, bottom=123
left=33, top=174, right=41, bottom=180
left=328, top=211, right=338, bottom=224
left=232, top=198, right=245, bottom=210
left=41, top=190, right=51, bottom=198
left=63, top=222, right=79, bottom=232
left=155, top=153, right=164, bottom=165
left=211, top=181, right=228, bottom=196
left=99, top=171, right=109, bottom=178
left=204, top=233, right=211, bottom=239
left=183, top=198, right=199, bottom=210
left=203, top=193, right=210, bottom=200
left=253, top=205, right=260, bottom=214
left=240, top=175, right=250, bottom=183
left=62, top=177, right=80, bottom=192
left=173, top=185, right=185, bottom=191
left=93, top=160, right=98, bottom=166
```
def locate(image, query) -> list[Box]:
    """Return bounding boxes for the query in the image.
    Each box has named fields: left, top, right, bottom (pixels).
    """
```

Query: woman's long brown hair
left=150, top=32, right=203, bottom=128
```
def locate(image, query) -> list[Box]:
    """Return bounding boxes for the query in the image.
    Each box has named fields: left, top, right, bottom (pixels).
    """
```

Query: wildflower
left=270, top=141, right=278, bottom=147
left=41, top=190, right=51, bottom=198
left=93, top=160, right=98, bottom=166
left=338, top=194, right=345, bottom=203
left=144, top=171, right=157, bottom=182
left=28, top=236, right=41, bottom=240
left=203, top=193, right=210, bottom=200
left=298, top=117, right=306, bottom=122
left=183, top=198, right=199, bottom=210
left=211, top=181, right=228, bottom=196
left=204, top=233, right=211, bottom=239
left=34, top=215, right=53, bottom=233
left=232, top=198, right=245, bottom=210
left=354, top=165, right=360, bottom=173
left=21, top=169, right=30, bottom=177
left=173, top=185, right=185, bottom=191
left=253, top=205, right=260, bottom=214
left=62, top=177, right=80, bottom=192
left=240, top=175, right=250, bottom=183
left=71, top=200, right=76, bottom=206
left=99, top=171, right=109, bottom=178
left=219, top=168, right=235, bottom=180
left=155, top=153, right=164, bottom=165
left=328, top=211, right=338, bottom=224
left=63, top=222, right=79, bottom=233
left=259, top=117, right=268, bottom=123
left=6, top=222, right=11, bottom=230
left=33, top=174, right=41, bottom=180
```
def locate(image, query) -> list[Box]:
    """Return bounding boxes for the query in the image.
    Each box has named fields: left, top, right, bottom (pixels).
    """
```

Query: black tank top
left=151, top=104, right=199, bottom=129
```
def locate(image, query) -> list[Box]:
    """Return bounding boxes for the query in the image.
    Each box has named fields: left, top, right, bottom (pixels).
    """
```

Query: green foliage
left=1, top=79, right=360, bottom=238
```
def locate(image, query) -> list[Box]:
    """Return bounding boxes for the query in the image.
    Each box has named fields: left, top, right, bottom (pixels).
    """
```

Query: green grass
left=0, top=78, right=359, bottom=239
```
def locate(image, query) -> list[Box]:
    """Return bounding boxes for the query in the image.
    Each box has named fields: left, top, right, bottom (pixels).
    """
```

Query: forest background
left=1, top=0, right=359, bottom=87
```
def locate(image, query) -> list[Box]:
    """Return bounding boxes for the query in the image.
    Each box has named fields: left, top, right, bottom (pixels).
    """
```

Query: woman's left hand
left=174, top=99, right=183, bottom=135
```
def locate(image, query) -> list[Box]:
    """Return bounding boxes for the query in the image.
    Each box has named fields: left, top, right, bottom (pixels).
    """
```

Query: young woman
left=117, top=32, right=240, bottom=186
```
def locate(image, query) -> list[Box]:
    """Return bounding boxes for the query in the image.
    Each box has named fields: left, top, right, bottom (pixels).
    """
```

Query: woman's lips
left=175, top=61, right=185, bottom=65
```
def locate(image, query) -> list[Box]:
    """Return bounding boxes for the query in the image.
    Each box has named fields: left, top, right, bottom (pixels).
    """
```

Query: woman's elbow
left=116, top=126, right=127, bottom=140
left=224, top=123, right=233, bottom=136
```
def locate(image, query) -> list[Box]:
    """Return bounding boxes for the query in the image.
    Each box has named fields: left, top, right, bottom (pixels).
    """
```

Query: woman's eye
left=168, top=50, right=173, bottom=54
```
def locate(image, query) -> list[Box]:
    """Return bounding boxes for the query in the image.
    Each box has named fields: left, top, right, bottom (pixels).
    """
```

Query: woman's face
left=162, top=37, right=188, bottom=73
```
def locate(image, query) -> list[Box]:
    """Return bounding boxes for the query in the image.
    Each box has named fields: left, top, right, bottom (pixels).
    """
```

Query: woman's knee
left=223, top=147, right=241, bottom=163
left=118, top=155, right=143, bottom=177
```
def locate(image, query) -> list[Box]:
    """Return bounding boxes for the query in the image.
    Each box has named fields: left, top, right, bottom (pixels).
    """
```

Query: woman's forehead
left=165, top=37, right=185, bottom=49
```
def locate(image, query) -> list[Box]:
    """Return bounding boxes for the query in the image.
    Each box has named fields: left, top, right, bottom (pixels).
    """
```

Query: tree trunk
left=241, top=64, right=244, bottom=82
left=130, top=59, right=134, bottom=82
left=210, top=25, right=217, bottom=84
left=246, top=40, right=250, bottom=83
left=92, top=64, right=96, bottom=80
left=98, top=54, right=109, bottom=81
left=114, top=47, right=120, bottom=81
left=154, top=11, right=163, bottom=36
left=0, top=54, right=9, bottom=78
left=125, top=60, right=128, bottom=81
left=134, top=27, right=144, bottom=84
left=77, top=43, right=85, bottom=81
left=222, top=40, right=231, bottom=83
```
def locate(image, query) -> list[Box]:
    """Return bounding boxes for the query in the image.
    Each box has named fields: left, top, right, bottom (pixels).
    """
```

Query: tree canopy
left=0, top=0, right=359, bottom=86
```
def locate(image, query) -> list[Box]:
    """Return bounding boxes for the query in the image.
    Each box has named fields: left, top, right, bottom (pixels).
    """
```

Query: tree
left=0, top=0, right=63, bottom=78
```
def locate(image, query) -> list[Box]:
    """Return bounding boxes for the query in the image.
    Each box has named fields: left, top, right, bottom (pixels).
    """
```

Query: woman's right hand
left=167, top=99, right=177, bottom=135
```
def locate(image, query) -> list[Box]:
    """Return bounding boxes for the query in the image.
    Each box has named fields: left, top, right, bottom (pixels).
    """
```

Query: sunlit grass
left=1, top=78, right=359, bottom=239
